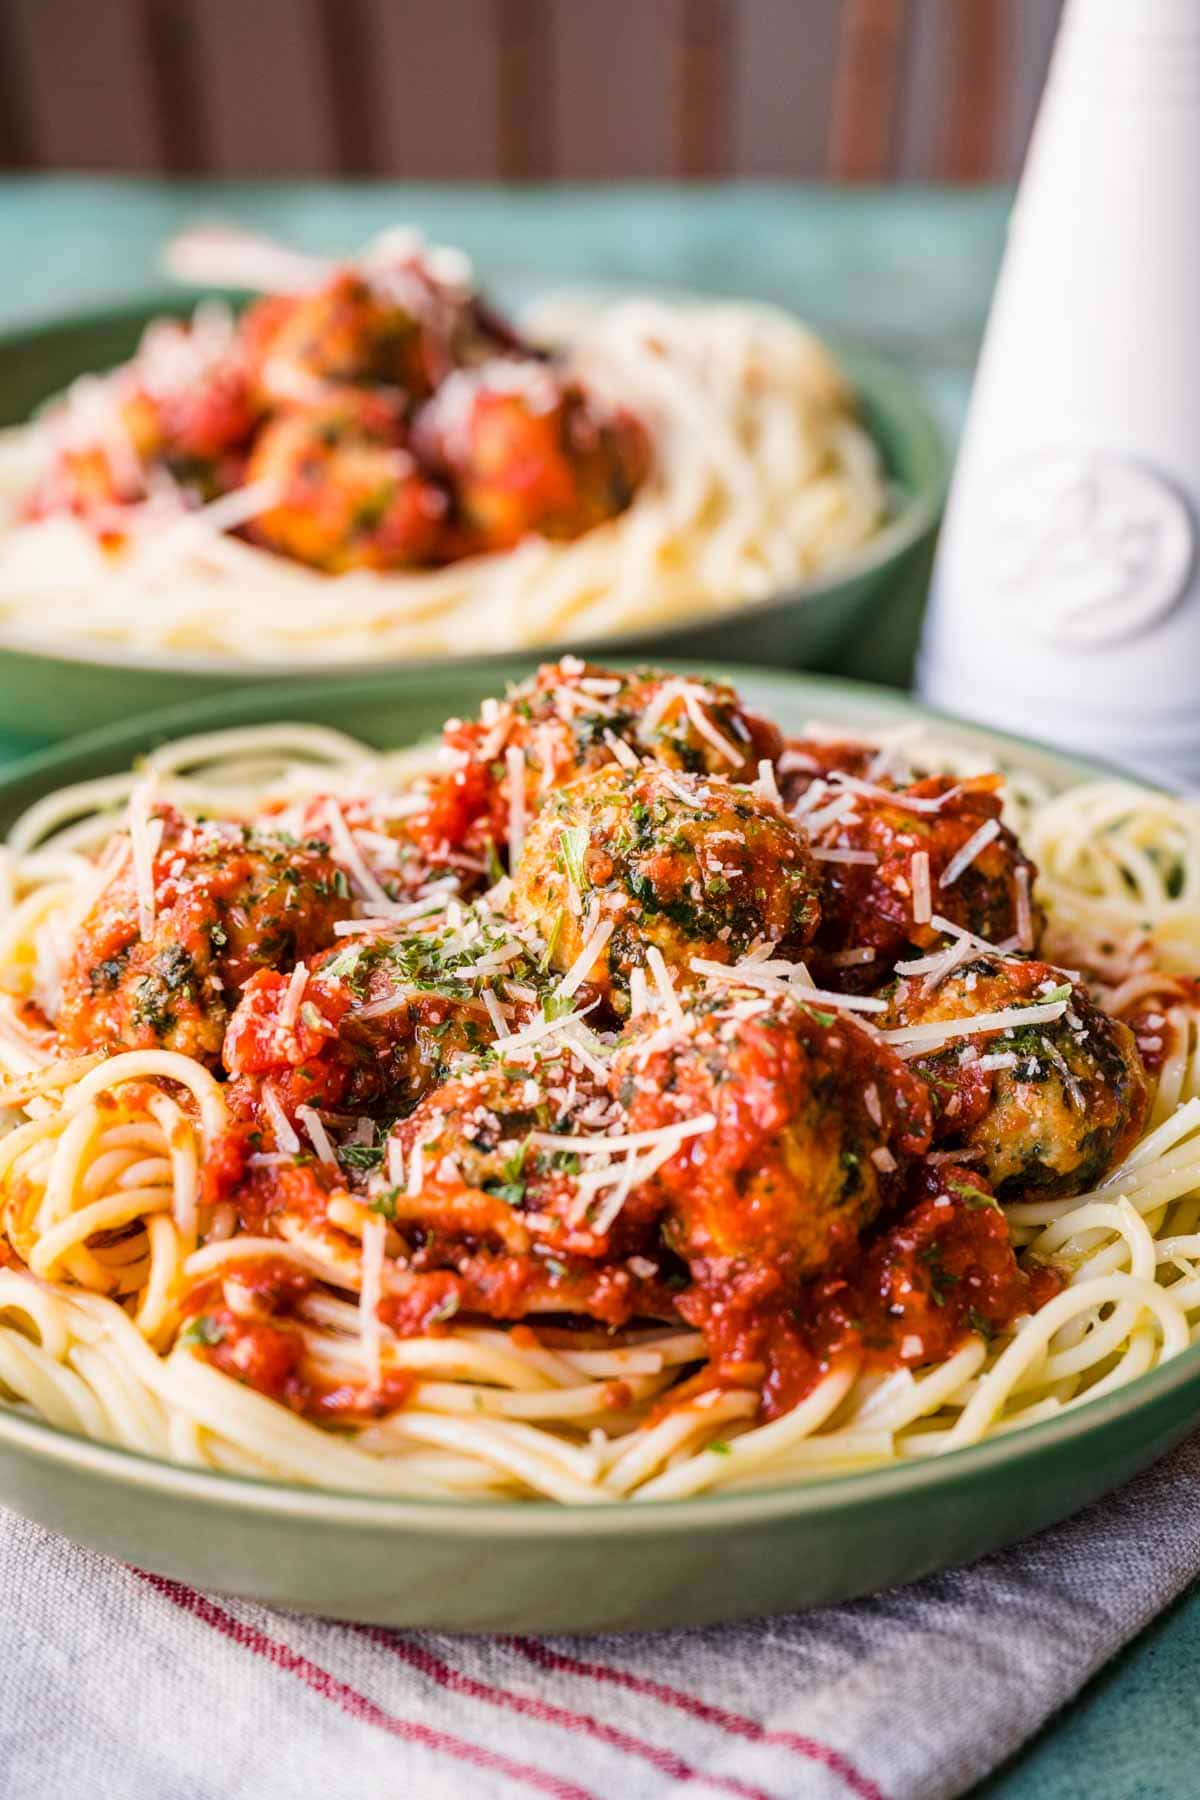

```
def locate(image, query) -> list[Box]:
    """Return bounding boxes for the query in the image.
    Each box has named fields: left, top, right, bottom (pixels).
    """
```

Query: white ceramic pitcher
left=919, top=0, right=1200, bottom=787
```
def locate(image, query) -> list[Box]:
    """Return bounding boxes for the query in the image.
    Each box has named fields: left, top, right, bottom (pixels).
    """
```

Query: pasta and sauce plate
left=0, top=663, right=1194, bottom=1632
left=0, top=247, right=943, bottom=737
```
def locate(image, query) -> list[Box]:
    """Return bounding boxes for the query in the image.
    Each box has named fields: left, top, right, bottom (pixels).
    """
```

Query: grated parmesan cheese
left=910, top=851, right=932, bottom=926
left=278, top=962, right=309, bottom=1031
left=261, top=1081, right=300, bottom=1155
left=1015, top=865, right=1034, bottom=951
left=810, top=847, right=878, bottom=866
left=324, top=799, right=390, bottom=905
left=939, top=818, right=1001, bottom=890
left=602, top=729, right=640, bottom=772
left=481, top=988, right=510, bottom=1040
left=754, top=759, right=782, bottom=807
left=646, top=947, right=686, bottom=1029
left=554, top=917, right=615, bottom=1002
left=506, top=745, right=527, bottom=869
left=295, top=1103, right=337, bottom=1164
left=882, top=997, right=1069, bottom=1054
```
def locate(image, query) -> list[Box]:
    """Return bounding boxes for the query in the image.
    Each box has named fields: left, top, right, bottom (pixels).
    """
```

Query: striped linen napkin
left=3, top=1436, right=1198, bottom=1800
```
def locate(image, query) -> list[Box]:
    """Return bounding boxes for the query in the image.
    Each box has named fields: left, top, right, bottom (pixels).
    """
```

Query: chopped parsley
left=180, top=1314, right=226, bottom=1349
left=368, top=1188, right=399, bottom=1221
left=338, top=1141, right=385, bottom=1172
left=559, top=823, right=590, bottom=891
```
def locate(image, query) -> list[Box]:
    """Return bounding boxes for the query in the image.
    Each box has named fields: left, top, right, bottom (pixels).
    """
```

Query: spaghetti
left=0, top=661, right=1194, bottom=1504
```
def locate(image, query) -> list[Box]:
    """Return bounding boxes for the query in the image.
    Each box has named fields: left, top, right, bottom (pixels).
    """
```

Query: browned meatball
left=223, top=903, right=545, bottom=1121
left=414, top=364, right=648, bottom=554
left=243, top=392, right=450, bottom=572
left=613, top=988, right=932, bottom=1291
left=439, top=661, right=785, bottom=863
left=57, top=810, right=352, bottom=1063
left=805, top=773, right=1041, bottom=985
left=884, top=953, right=1149, bottom=1197
left=510, top=762, right=821, bottom=1013
left=25, top=361, right=257, bottom=525
left=374, top=1055, right=678, bottom=1333
left=239, top=261, right=510, bottom=409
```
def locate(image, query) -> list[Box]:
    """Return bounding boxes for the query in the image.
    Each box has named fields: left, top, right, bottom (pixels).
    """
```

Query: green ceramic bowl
left=0, top=298, right=946, bottom=741
left=0, top=662, right=1193, bottom=1633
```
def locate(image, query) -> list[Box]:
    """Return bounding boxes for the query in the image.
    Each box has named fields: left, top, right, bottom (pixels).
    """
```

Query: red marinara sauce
left=678, top=1166, right=1062, bottom=1421
left=179, top=1255, right=413, bottom=1421
left=810, top=1166, right=1062, bottom=1379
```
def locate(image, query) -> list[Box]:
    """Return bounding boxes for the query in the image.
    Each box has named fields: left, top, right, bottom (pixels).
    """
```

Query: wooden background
left=0, top=0, right=1064, bottom=184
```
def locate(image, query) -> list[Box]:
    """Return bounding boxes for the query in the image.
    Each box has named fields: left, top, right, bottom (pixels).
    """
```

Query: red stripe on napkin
left=504, top=1637, right=885, bottom=1800
left=358, top=1626, right=783, bottom=1800
left=134, top=1574, right=598, bottom=1800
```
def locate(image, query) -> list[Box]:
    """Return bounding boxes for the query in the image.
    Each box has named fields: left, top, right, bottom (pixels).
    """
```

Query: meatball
left=223, top=907, right=542, bottom=1120
left=446, top=660, right=782, bottom=793
left=243, top=393, right=449, bottom=573
left=884, top=954, right=1149, bottom=1196
left=777, top=736, right=887, bottom=809
left=57, top=810, right=352, bottom=1062
left=377, top=1056, right=677, bottom=1332
left=510, top=762, right=821, bottom=1012
left=436, top=660, right=784, bottom=862
left=806, top=772, right=1041, bottom=982
left=26, top=349, right=256, bottom=522
left=239, top=262, right=506, bottom=410
left=613, top=988, right=932, bottom=1291
left=415, top=363, right=648, bottom=554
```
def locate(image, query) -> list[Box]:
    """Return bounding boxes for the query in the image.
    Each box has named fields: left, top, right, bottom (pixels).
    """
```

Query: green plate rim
left=0, top=295, right=948, bottom=679
left=0, top=660, right=1183, bottom=1535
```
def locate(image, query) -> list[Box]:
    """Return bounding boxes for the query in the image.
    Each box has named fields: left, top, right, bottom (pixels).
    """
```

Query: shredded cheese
left=261, top=1082, right=300, bottom=1155
left=646, top=947, right=686, bottom=1029
left=658, top=770, right=706, bottom=811
left=481, top=988, right=510, bottom=1040
left=882, top=997, right=1070, bottom=1053
left=602, top=729, right=640, bottom=772
left=324, top=799, right=390, bottom=905
left=831, top=773, right=958, bottom=814
left=754, top=759, right=782, bottom=807
left=910, top=851, right=932, bottom=926
left=939, top=819, right=1002, bottom=890
left=802, top=792, right=859, bottom=834
left=278, top=962, right=309, bottom=1031
left=554, top=917, right=615, bottom=1002
left=506, top=745, right=527, bottom=869
left=689, top=955, right=886, bottom=1012
left=810, top=847, right=878, bottom=865
left=295, top=1103, right=337, bottom=1165
left=682, top=690, right=743, bottom=766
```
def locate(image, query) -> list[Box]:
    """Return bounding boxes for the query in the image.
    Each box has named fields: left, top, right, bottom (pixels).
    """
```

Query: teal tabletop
left=0, top=175, right=1194, bottom=1799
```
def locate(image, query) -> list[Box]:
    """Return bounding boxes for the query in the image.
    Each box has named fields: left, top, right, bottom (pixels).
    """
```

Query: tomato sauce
left=675, top=1169, right=1061, bottom=1421
left=180, top=1254, right=414, bottom=1421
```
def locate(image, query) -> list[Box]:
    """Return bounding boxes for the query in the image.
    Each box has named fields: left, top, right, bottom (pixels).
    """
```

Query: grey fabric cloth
left=3, top=1438, right=1198, bottom=1800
